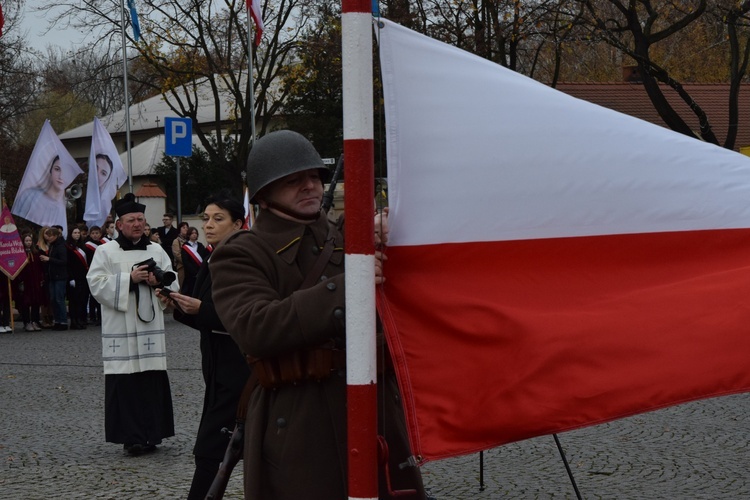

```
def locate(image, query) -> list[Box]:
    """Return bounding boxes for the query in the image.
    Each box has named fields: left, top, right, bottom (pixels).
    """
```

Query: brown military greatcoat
left=211, top=209, right=424, bottom=500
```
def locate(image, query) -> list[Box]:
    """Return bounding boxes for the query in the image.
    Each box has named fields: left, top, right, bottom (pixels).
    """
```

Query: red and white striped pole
left=342, top=1, right=377, bottom=499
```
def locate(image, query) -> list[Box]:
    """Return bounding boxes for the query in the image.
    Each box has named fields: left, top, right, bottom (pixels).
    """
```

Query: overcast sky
left=19, top=0, right=88, bottom=53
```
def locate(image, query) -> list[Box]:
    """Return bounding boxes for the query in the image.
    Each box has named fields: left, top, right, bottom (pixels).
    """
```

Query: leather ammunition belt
left=249, top=348, right=346, bottom=389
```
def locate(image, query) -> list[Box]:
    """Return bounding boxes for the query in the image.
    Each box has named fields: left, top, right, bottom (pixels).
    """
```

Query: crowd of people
left=0, top=211, right=208, bottom=334
left=3, top=129, right=426, bottom=500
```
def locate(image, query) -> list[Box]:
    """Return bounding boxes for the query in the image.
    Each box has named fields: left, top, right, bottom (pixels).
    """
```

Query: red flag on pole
left=377, top=18, right=750, bottom=463
left=245, top=0, right=264, bottom=46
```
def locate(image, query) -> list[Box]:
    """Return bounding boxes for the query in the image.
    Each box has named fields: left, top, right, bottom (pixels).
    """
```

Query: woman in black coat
left=157, top=193, right=249, bottom=500
left=14, top=232, right=46, bottom=331
left=39, top=227, right=68, bottom=330
left=65, top=225, right=89, bottom=330
left=179, top=226, right=207, bottom=295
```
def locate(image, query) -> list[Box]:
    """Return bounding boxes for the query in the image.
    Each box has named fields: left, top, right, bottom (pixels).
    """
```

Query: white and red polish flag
left=242, top=185, right=254, bottom=229
left=245, top=0, right=264, bottom=46
left=376, top=18, right=750, bottom=463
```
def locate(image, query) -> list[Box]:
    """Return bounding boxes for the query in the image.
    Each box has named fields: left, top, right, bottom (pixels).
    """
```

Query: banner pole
left=553, top=434, right=583, bottom=500
left=342, top=1, right=377, bottom=499
left=120, top=0, right=134, bottom=193
left=8, top=276, right=13, bottom=331
left=246, top=10, right=257, bottom=146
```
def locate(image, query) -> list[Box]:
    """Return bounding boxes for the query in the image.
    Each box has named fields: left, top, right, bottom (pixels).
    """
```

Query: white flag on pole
left=12, top=120, right=83, bottom=234
left=84, top=117, right=128, bottom=229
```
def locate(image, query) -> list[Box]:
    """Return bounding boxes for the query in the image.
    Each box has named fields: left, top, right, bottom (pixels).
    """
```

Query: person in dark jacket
left=159, top=192, right=249, bottom=500
left=0, top=273, right=11, bottom=333
left=14, top=232, right=46, bottom=331
left=66, top=225, right=89, bottom=330
left=83, top=226, right=103, bottom=325
left=210, top=131, right=425, bottom=499
left=35, top=226, right=53, bottom=328
left=39, top=226, right=68, bottom=330
left=157, top=213, right=178, bottom=265
left=179, top=226, right=207, bottom=295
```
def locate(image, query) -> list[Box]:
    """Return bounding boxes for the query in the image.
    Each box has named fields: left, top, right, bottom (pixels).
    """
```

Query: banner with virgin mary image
left=11, top=120, right=83, bottom=234
left=83, top=117, right=128, bottom=228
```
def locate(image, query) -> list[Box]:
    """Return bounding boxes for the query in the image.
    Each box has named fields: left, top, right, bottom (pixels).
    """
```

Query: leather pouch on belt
left=255, top=358, right=282, bottom=388
left=306, top=348, right=333, bottom=380
left=278, top=351, right=304, bottom=383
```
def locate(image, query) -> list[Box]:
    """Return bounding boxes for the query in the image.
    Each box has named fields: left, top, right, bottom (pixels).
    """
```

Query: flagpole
left=342, top=1, right=377, bottom=499
left=120, top=0, right=134, bottom=193
left=246, top=10, right=257, bottom=146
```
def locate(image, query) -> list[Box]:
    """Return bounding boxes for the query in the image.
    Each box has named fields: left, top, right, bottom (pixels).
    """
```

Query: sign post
left=164, top=117, right=192, bottom=222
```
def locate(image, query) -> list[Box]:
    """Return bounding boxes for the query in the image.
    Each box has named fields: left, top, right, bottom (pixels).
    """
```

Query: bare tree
left=0, top=0, right=39, bottom=145
left=575, top=0, right=722, bottom=143
left=712, top=0, right=750, bottom=149
left=43, top=0, right=320, bottom=184
left=42, top=47, right=130, bottom=117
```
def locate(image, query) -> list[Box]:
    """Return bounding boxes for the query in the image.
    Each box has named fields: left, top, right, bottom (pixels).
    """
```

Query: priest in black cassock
left=87, top=193, right=179, bottom=455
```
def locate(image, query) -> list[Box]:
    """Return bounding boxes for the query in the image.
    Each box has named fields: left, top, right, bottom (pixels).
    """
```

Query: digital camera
left=134, top=257, right=176, bottom=287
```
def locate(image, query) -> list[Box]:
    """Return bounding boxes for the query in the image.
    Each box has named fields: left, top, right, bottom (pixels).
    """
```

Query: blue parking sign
left=164, top=117, right=192, bottom=157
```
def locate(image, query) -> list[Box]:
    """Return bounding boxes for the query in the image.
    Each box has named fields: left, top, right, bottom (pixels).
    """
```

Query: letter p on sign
left=164, top=117, right=193, bottom=157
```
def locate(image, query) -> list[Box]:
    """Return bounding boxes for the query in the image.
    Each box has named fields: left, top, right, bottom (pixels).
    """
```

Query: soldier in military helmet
left=210, top=130, right=425, bottom=499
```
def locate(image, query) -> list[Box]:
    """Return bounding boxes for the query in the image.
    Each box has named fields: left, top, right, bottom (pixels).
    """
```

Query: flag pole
left=342, top=1, right=377, bottom=499
left=120, top=0, right=134, bottom=193
left=246, top=10, right=257, bottom=146
left=7, top=277, right=13, bottom=331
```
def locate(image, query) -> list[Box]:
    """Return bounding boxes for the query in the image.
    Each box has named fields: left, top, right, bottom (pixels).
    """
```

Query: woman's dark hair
left=177, top=221, right=189, bottom=231
left=21, top=232, right=38, bottom=253
left=96, top=154, right=114, bottom=182
left=49, top=155, right=60, bottom=172
left=66, top=225, right=83, bottom=247
left=42, top=155, right=62, bottom=191
left=188, top=226, right=199, bottom=236
left=204, top=190, right=245, bottom=223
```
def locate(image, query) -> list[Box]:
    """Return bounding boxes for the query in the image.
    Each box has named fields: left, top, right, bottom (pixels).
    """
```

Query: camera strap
left=133, top=282, right=157, bottom=323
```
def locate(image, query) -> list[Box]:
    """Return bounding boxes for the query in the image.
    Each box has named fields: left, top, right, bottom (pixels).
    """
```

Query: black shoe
left=124, top=443, right=143, bottom=455
left=53, top=323, right=68, bottom=331
left=124, top=443, right=157, bottom=456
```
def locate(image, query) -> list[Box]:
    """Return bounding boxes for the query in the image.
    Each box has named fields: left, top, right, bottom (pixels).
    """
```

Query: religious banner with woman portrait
left=11, top=120, right=83, bottom=234
left=0, top=206, right=28, bottom=280
left=83, top=117, right=127, bottom=229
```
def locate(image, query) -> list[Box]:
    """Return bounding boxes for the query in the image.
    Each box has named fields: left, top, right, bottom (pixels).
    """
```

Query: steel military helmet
left=246, top=130, right=329, bottom=202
